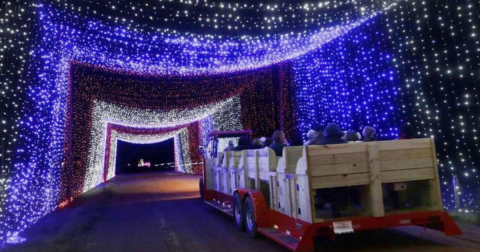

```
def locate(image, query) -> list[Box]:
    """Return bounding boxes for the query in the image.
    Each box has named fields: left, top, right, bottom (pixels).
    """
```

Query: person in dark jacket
left=234, top=136, right=249, bottom=151
left=289, top=130, right=304, bottom=146
left=310, top=125, right=324, bottom=145
left=269, top=130, right=286, bottom=156
left=387, top=122, right=416, bottom=209
left=344, top=130, right=361, bottom=142
left=316, top=123, right=348, bottom=217
left=263, top=137, right=273, bottom=148
left=317, top=123, right=347, bottom=145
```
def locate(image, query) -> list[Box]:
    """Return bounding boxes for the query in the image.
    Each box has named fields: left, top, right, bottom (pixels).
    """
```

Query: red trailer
left=199, top=137, right=461, bottom=252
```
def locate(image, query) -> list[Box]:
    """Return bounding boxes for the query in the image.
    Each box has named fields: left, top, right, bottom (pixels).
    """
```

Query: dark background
left=115, top=139, right=175, bottom=175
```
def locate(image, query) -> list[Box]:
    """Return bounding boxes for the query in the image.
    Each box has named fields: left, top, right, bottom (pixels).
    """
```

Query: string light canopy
left=39, top=4, right=381, bottom=75
left=85, top=98, right=238, bottom=193
left=42, top=0, right=398, bottom=39
left=64, top=61, right=294, bottom=207
left=105, top=124, right=189, bottom=182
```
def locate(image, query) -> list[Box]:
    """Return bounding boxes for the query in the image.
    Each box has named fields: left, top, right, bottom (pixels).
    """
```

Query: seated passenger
left=223, top=140, right=235, bottom=151
left=289, top=130, right=304, bottom=146
left=263, top=137, right=273, bottom=148
left=317, top=123, right=347, bottom=145
left=344, top=130, right=361, bottom=142
left=259, top=137, right=266, bottom=146
left=234, top=136, right=249, bottom=151
left=250, top=138, right=263, bottom=149
left=312, top=125, right=325, bottom=145
left=316, top=123, right=348, bottom=217
left=304, top=128, right=324, bottom=145
left=304, top=129, right=317, bottom=146
left=386, top=122, right=416, bottom=209
left=397, top=122, right=416, bottom=139
left=269, top=130, right=286, bottom=156
left=362, top=126, right=377, bottom=142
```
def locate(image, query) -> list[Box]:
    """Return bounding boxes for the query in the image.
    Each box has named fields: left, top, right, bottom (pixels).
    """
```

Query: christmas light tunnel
left=1, top=0, right=479, bottom=245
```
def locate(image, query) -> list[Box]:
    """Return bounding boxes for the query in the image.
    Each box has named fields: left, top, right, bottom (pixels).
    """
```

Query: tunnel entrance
left=115, top=138, right=175, bottom=175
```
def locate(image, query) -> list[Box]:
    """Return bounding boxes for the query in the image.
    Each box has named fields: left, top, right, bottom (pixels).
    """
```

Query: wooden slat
left=307, top=154, right=334, bottom=166
left=257, top=149, right=269, bottom=157
left=333, top=152, right=368, bottom=164
left=382, top=167, right=435, bottom=183
left=368, top=143, right=384, bottom=217
left=428, top=138, right=444, bottom=210
left=258, top=158, right=270, bottom=165
left=379, top=147, right=432, bottom=161
left=233, top=151, right=243, bottom=157
left=308, top=152, right=367, bottom=170
left=286, top=164, right=299, bottom=174
left=287, top=155, right=302, bottom=167
left=310, top=162, right=369, bottom=177
left=258, top=164, right=270, bottom=170
left=285, top=147, right=303, bottom=165
left=284, top=147, right=303, bottom=173
left=377, top=138, right=432, bottom=151
left=307, top=143, right=368, bottom=156
left=310, top=173, right=369, bottom=189
left=380, top=158, right=434, bottom=171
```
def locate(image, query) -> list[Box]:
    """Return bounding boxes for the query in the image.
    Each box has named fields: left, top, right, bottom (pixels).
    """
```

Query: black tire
left=243, top=196, right=258, bottom=238
left=233, top=193, right=245, bottom=231
left=199, top=178, right=204, bottom=200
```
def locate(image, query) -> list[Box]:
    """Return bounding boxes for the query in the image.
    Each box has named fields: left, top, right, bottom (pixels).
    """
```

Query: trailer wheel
left=233, top=193, right=244, bottom=231
left=199, top=178, right=204, bottom=200
left=244, top=196, right=258, bottom=238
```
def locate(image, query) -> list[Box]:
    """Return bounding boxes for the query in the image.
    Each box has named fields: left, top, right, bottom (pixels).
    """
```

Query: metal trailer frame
left=200, top=167, right=462, bottom=252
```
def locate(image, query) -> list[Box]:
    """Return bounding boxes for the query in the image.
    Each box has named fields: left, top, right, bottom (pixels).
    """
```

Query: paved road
left=4, top=172, right=480, bottom=252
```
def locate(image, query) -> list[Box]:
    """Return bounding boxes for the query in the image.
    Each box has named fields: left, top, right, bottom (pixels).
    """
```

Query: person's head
left=345, top=131, right=360, bottom=142
left=259, top=137, right=266, bottom=144
left=228, top=140, right=235, bottom=148
left=238, top=136, right=249, bottom=146
left=289, top=130, right=304, bottom=146
left=306, top=129, right=317, bottom=140
left=323, top=123, right=344, bottom=139
left=362, top=126, right=376, bottom=139
left=264, top=137, right=274, bottom=147
left=251, top=138, right=262, bottom=147
left=272, top=130, right=285, bottom=143
left=399, top=122, right=415, bottom=139
left=311, top=124, right=323, bottom=132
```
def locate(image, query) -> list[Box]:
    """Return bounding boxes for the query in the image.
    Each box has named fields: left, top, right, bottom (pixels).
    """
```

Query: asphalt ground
left=3, top=171, right=480, bottom=252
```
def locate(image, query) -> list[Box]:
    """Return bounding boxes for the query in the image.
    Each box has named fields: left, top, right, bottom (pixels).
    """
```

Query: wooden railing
left=206, top=138, right=443, bottom=223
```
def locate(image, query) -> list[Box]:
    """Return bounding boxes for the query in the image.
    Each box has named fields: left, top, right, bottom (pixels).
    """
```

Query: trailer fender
left=234, top=189, right=269, bottom=228
left=440, top=211, right=462, bottom=236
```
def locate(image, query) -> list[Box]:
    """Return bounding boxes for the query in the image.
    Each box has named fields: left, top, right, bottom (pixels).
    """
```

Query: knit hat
left=323, top=123, right=344, bottom=137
